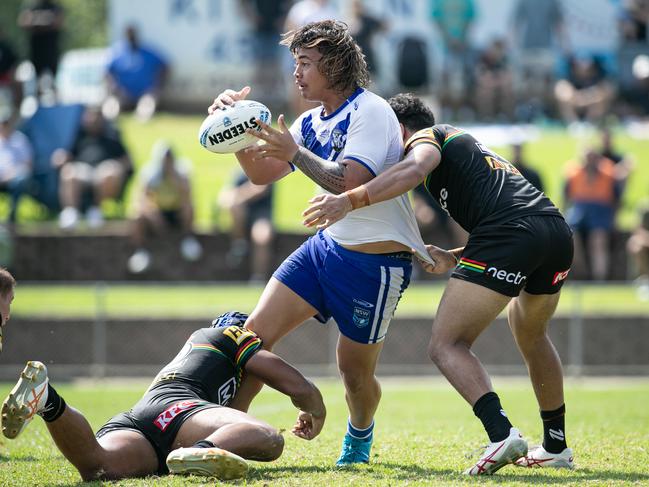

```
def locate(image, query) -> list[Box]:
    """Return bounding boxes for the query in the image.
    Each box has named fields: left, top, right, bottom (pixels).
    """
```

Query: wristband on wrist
left=345, top=185, right=370, bottom=210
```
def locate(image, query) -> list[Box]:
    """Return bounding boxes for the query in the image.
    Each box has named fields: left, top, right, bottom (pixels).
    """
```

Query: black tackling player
left=1, top=312, right=326, bottom=481
left=302, top=93, right=575, bottom=475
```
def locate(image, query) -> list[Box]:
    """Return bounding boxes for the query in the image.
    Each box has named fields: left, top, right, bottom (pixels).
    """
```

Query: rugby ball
left=198, top=100, right=272, bottom=154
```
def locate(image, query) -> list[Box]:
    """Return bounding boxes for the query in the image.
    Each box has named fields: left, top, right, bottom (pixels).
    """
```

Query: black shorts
left=95, top=386, right=219, bottom=474
left=453, top=215, right=574, bottom=297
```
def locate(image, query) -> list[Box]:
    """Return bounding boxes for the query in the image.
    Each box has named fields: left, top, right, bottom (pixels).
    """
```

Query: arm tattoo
left=290, top=146, right=347, bottom=194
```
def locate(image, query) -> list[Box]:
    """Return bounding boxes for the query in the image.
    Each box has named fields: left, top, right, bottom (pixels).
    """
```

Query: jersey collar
left=320, top=87, right=364, bottom=121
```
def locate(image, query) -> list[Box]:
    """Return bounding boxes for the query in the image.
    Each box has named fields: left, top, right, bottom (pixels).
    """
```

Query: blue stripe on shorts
left=273, top=231, right=412, bottom=344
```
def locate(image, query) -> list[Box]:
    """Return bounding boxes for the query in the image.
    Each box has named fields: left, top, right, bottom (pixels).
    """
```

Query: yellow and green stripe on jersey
left=458, top=257, right=487, bottom=273
left=404, top=126, right=466, bottom=154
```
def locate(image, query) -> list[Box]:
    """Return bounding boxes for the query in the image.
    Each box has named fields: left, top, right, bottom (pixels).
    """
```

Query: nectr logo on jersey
left=458, top=258, right=527, bottom=284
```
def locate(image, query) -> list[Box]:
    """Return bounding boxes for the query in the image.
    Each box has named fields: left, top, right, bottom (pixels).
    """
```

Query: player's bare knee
left=255, top=425, right=284, bottom=460
left=338, top=367, right=368, bottom=393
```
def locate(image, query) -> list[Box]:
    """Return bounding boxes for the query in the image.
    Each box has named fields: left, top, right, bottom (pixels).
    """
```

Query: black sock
left=541, top=404, right=567, bottom=453
left=40, top=384, right=66, bottom=423
left=193, top=440, right=216, bottom=449
left=473, top=392, right=513, bottom=442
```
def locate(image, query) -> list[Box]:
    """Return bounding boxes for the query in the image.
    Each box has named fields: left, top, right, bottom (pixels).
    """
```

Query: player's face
left=292, top=48, right=328, bottom=102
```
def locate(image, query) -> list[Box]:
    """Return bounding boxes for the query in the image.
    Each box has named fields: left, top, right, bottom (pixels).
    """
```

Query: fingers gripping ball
left=199, top=100, right=272, bottom=153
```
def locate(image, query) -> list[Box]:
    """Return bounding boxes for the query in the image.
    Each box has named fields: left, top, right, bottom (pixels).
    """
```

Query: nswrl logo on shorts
left=353, top=306, right=371, bottom=328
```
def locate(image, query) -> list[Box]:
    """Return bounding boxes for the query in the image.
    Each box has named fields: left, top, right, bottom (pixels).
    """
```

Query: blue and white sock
left=347, top=418, right=374, bottom=441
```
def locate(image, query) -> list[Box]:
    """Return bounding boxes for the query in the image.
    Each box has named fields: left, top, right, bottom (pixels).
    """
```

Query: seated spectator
left=564, top=147, right=620, bottom=280
left=474, top=38, right=514, bottom=121
left=53, top=106, right=133, bottom=230
left=0, top=106, right=32, bottom=224
left=627, top=205, right=649, bottom=300
left=217, top=169, right=274, bottom=283
left=554, top=54, right=616, bottom=126
left=103, top=24, right=168, bottom=122
left=510, top=141, right=545, bottom=192
left=127, top=141, right=202, bottom=274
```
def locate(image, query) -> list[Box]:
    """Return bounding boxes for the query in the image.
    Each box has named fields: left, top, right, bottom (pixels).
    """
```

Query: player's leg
left=230, top=277, right=318, bottom=412
left=335, top=336, right=383, bottom=466
left=508, top=291, right=574, bottom=469
left=511, top=215, right=574, bottom=468
left=167, top=406, right=283, bottom=479
left=1, top=361, right=158, bottom=481
left=428, top=278, right=527, bottom=474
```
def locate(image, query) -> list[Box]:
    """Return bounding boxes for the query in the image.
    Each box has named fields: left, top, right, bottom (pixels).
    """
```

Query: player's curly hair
left=388, top=93, right=436, bottom=131
left=281, top=20, right=369, bottom=94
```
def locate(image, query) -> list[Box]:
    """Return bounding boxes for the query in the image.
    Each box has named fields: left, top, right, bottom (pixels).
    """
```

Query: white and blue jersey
left=288, top=88, right=431, bottom=259
left=273, top=88, right=428, bottom=344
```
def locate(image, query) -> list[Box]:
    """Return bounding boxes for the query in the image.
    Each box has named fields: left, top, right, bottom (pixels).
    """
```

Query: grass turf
left=11, top=282, right=649, bottom=319
left=0, top=378, right=647, bottom=486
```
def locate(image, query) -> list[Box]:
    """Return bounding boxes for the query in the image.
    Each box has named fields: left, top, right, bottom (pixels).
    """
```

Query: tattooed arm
left=248, top=116, right=373, bottom=194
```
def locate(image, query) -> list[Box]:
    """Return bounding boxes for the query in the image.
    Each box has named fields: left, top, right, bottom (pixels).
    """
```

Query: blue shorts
left=273, top=231, right=412, bottom=344
left=566, top=202, right=614, bottom=232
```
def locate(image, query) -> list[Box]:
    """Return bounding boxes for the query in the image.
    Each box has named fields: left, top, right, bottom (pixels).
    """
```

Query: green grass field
left=7, top=113, right=649, bottom=232
left=0, top=378, right=647, bottom=486
left=11, top=282, right=649, bottom=319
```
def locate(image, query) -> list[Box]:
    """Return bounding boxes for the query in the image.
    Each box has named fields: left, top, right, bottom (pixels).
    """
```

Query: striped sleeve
left=404, top=128, right=441, bottom=154
left=234, top=332, right=263, bottom=369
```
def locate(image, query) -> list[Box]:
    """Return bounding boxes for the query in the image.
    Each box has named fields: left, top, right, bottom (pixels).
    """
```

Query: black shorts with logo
left=452, top=215, right=574, bottom=297
left=95, top=385, right=219, bottom=474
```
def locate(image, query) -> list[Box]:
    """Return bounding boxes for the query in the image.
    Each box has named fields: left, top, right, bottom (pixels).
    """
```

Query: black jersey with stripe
left=404, top=124, right=562, bottom=232
left=145, top=326, right=263, bottom=407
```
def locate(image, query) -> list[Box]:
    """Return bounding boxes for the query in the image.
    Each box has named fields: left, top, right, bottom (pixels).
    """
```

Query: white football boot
left=167, top=446, right=248, bottom=480
left=2, top=361, right=49, bottom=439
left=515, top=445, right=575, bottom=469
left=464, top=427, right=528, bottom=475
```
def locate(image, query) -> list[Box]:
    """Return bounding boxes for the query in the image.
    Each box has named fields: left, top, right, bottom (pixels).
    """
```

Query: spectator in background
left=0, top=27, right=22, bottom=113
left=554, top=54, right=616, bottom=126
left=627, top=205, right=649, bottom=300
left=241, top=0, right=291, bottom=109
left=597, top=126, right=634, bottom=193
left=564, top=147, right=620, bottom=281
left=430, top=0, right=476, bottom=119
left=510, top=141, right=545, bottom=193
left=0, top=106, right=32, bottom=225
left=53, top=106, right=133, bottom=230
left=348, top=0, right=386, bottom=76
left=217, top=170, right=274, bottom=283
left=127, top=141, right=202, bottom=274
left=104, top=24, right=169, bottom=122
left=473, top=38, right=514, bottom=121
left=510, top=0, right=565, bottom=120
left=17, top=0, right=64, bottom=92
